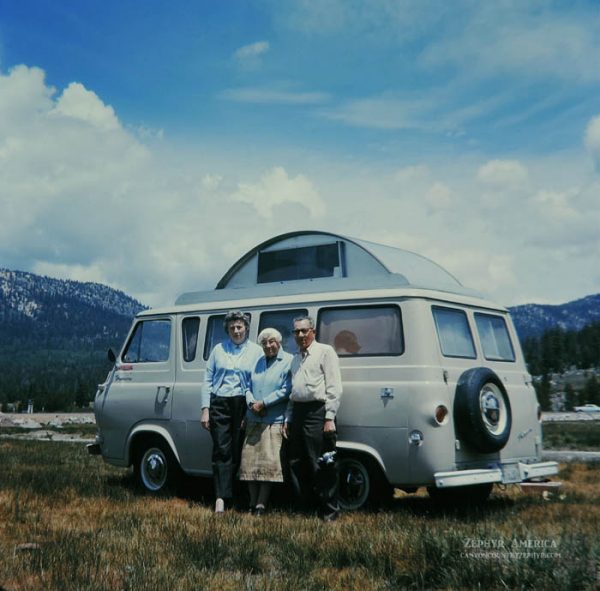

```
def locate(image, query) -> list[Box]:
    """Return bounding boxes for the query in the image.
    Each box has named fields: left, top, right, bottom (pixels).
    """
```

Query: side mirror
left=108, top=348, right=117, bottom=363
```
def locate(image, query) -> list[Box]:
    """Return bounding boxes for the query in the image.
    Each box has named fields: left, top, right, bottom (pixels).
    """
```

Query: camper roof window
left=257, top=243, right=342, bottom=283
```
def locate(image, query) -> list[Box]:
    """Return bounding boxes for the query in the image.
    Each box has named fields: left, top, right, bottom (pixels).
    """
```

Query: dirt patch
left=0, top=412, right=96, bottom=442
left=0, top=412, right=95, bottom=427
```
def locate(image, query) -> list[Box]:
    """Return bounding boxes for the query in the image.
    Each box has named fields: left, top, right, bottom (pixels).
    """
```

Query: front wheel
left=134, top=439, right=180, bottom=494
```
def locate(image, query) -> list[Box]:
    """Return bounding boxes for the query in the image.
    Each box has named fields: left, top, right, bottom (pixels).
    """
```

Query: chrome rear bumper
left=434, top=461, right=559, bottom=488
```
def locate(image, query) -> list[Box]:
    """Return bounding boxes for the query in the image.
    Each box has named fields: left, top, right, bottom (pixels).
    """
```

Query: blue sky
left=0, top=1, right=599, bottom=306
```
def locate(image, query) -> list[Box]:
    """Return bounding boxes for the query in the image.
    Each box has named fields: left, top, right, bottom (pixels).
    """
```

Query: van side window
left=182, top=317, right=200, bottom=363
left=259, top=309, right=308, bottom=354
left=318, top=305, right=403, bottom=356
left=475, top=313, right=515, bottom=362
left=203, top=314, right=252, bottom=360
left=432, top=307, right=476, bottom=359
left=122, top=319, right=171, bottom=363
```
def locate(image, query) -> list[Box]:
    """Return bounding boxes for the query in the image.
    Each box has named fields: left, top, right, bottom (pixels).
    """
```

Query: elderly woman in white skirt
left=239, top=328, right=292, bottom=515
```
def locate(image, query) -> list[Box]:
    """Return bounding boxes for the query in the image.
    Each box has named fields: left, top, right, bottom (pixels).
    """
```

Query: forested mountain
left=0, top=267, right=598, bottom=411
left=0, top=269, right=146, bottom=411
left=508, top=294, right=600, bottom=340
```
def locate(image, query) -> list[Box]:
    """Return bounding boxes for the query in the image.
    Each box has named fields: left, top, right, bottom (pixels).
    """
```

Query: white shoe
left=215, top=498, right=225, bottom=513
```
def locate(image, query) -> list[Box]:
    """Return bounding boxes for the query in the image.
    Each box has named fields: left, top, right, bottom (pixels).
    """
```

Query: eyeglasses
left=293, top=328, right=313, bottom=335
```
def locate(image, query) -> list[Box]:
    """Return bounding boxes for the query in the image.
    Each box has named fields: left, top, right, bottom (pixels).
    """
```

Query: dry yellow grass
left=1, top=441, right=599, bottom=590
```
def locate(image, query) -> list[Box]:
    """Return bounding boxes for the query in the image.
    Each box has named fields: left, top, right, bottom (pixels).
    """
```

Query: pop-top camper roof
left=174, top=231, right=483, bottom=306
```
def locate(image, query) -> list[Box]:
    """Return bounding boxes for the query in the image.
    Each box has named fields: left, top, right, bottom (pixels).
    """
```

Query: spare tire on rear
left=453, top=367, right=512, bottom=453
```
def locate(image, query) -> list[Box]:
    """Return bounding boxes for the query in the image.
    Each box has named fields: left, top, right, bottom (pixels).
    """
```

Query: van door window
left=122, top=319, right=171, bottom=363
left=203, top=314, right=252, bottom=360
left=432, top=307, right=476, bottom=359
left=182, top=317, right=200, bottom=362
left=318, top=305, right=403, bottom=356
left=474, top=313, right=515, bottom=361
left=259, top=309, right=308, bottom=354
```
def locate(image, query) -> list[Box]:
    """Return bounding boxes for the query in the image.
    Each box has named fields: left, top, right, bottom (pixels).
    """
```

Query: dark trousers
left=209, top=395, right=246, bottom=500
left=288, top=401, right=340, bottom=519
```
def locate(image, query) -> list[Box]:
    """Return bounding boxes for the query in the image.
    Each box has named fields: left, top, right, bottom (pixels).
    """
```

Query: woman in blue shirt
left=239, top=328, right=292, bottom=515
left=201, top=310, right=262, bottom=513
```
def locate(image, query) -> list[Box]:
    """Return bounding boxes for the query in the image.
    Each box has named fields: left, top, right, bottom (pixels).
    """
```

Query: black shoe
left=322, top=512, right=338, bottom=523
left=254, top=506, right=266, bottom=517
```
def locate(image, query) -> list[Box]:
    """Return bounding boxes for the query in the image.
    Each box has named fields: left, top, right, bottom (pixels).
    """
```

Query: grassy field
left=0, top=440, right=599, bottom=590
left=542, top=422, right=600, bottom=451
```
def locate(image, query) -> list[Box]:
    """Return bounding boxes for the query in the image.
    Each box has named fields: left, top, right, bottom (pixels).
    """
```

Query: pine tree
left=564, top=383, right=578, bottom=411
left=535, top=374, right=552, bottom=411
left=582, top=375, right=600, bottom=405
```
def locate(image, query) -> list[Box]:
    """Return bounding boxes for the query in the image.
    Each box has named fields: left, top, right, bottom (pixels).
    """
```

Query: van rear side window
left=432, top=307, right=476, bottom=359
left=182, top=317, right=200, bottom=362
left=259, top=309, right=308, bottom=354
left=122, top=319, right=171, bottom=363
left=318, top=305, right=403, bottom=356
left=475, top=313, right=515, bottom=361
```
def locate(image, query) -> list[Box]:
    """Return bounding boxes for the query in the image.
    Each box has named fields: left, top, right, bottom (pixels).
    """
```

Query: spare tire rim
left=479, top=383, right=507, bottom=435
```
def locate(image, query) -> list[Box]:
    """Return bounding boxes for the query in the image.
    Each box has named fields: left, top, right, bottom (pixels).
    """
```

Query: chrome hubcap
left=339, top=460, right=369, bottom=509
left=142, top=449, right=167, bottom=490
left=479, top=384, right=507, bottom=435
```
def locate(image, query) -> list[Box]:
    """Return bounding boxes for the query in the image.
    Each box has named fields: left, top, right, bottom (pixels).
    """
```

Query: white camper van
left=89, top=231, right=558, bottom=509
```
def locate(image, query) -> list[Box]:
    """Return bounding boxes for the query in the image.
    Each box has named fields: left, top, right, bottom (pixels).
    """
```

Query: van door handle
left=157, top=386, right=171, bottom=404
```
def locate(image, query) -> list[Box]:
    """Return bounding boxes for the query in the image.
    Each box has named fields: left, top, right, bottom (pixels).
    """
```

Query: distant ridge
left=1, top=266, right=598, bottom=343
left=509, top=293, right=600, bottom=340
left=0, top=269, right=147, bottom=410
left=0, top=266, right=598, bottom=410
left=0, top=268, right=145, bottom=323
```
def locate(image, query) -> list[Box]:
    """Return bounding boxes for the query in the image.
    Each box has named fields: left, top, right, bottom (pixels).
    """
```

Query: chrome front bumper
left=434, top=461, right=559, bottom=488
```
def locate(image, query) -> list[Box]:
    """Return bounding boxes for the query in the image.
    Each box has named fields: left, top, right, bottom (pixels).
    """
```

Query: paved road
left=2, top=413, right=599, bottom=460
left=542, top=450, right=600, bottom=463
left=542, top=412, right=600, bottom=422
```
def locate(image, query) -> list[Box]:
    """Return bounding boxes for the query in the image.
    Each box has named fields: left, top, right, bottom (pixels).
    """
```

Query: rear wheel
left=133, top=438, right=180, bottom=494
left=337, top=456, right=391, bottom=511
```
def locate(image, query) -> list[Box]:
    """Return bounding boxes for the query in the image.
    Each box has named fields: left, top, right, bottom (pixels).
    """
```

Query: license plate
left=501, top=463, right=521, bottom=483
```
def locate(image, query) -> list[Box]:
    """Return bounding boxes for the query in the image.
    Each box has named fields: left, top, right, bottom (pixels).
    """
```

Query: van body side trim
left=336, top=441, right=386, bottom=471
left=126, top=425, right=181, bottom=465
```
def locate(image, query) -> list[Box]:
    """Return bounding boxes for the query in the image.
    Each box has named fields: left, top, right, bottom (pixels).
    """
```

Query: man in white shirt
left=283, top=316, right=343, bottom=521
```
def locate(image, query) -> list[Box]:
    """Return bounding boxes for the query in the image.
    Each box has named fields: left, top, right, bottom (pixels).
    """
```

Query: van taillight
left=537, top=405, right=542, bottom=422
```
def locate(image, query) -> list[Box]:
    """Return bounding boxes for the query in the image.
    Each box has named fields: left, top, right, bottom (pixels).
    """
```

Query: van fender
left=335, top=441, right=386, bottom=472
left=126, top=424, right=181, bottom=466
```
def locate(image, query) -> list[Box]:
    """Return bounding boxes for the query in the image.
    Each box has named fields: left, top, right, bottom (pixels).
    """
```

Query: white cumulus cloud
left=477, top=160, right=529, bottom=189
left=232, top=166, right=326, bottom=219
left=585, top=114, right=600, bottom=167
left=234, top=40, right=270, bottom=60
left=52, top=82, right=120, bottom=131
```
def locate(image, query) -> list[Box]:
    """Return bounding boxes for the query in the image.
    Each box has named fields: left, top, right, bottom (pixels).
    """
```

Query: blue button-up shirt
left=202, top=339, right=263, bottom=409
left=245, top=349, right=293, bottom=424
